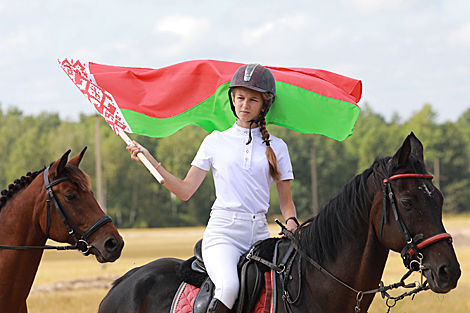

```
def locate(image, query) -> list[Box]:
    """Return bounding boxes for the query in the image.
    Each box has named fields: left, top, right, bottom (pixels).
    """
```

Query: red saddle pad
left=171, top=271, right=274, bottom=313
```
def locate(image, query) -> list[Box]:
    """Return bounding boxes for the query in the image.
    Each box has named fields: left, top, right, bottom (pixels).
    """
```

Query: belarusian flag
left=58, top=59, right=361, bottom=141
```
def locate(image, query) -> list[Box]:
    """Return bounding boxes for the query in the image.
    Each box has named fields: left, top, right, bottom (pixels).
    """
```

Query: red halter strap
left=383, top=173, right=434, bottom=184
left=407, top=233, right=453, bottom=256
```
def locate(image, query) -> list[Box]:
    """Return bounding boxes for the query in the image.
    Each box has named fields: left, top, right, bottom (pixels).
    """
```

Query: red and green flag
left=58, top=59, right=362, bottom=141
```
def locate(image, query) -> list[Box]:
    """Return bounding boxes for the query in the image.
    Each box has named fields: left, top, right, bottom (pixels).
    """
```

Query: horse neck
left=300, top=169, right=390, bottom=311
left=0, top=177, right=47, bottom=245
left=0, top=177, right=47, bottom=308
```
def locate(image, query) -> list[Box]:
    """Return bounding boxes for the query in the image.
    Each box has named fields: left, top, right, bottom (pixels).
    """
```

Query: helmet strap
left=228, top=89, right=241, bottom=120
left=245, top=120, right=255, bottom=145
left=246, top=115, right=264, bottom=145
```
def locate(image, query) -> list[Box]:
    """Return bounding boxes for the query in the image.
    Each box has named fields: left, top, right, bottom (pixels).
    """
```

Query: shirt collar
left=231, top=122, right=261, bottom=138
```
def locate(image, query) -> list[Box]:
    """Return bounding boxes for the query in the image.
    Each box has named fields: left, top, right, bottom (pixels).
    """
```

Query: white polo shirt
left=191, top=123, right=294, bottom=214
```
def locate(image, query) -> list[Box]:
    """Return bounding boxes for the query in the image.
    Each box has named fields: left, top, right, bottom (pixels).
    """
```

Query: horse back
left=99, top=258, right=183, bottom=313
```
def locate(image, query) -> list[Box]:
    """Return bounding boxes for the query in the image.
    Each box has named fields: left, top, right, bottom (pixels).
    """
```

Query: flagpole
left=118, top=130, right=165, bottom=184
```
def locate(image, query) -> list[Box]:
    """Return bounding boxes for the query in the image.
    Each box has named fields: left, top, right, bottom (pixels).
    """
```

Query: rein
left=0, top=167, right=112, bottom=254
left=255, top=172, right=453, bottom=313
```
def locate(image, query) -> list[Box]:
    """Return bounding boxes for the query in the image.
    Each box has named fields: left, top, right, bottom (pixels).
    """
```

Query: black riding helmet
left=228, top=64, right=276, bottom=145
left=228, top=63, right=276, bottom=123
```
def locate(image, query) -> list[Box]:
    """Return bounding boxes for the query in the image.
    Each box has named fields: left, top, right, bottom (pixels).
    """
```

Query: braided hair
left=260, top=93, right=281, bottom=181
left=259, top=118, right=281, bottom=181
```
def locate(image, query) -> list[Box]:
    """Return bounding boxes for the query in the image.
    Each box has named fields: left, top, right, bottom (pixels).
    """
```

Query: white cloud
left=153, top=14, right=213, bottom=58
left=342, top=0, right=418, bottom=15
left=448, top=22, right=470, bottom=47
left=312, top=26, right=348, bottom=47
left=66, top=47, right=104, bottom=64
left=241, top=13, right=313, bottom=46
left=242, top=22, right=276, bottom=46
left=0, top=25, right=50, bottom=66
left=155, top=14, right=211, bottom=37
left=397, top=10, right=437, bottom=34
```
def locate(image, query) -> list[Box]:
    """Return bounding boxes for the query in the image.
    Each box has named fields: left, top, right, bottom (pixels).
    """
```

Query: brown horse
left=0, top=148, right=124, bottom=313
left=98, top=133, right=460, bottom=313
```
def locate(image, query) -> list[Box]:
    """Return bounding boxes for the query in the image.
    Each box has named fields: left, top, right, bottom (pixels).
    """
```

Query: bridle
left=381, top=173, right=453, bottom=270
left=0, top=167, right=112, bottom=254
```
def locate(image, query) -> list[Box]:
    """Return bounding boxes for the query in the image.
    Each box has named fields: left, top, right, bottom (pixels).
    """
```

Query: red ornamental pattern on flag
left=58, top=58, right=131, bottom=134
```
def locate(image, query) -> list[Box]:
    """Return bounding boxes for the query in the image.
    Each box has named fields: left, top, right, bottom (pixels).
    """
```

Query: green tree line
left=1, top=102, right=470, bottom=228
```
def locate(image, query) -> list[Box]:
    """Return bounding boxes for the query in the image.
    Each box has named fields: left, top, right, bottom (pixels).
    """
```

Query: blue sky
left=0, top=0, right=469, bottom=123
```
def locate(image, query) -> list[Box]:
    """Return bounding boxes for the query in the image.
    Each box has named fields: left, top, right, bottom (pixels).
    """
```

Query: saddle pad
left=170, top=271, right=274, bottom=313
left=170, top=282, right=200, bottom=313
left=252, top=271, right=274, bottom=313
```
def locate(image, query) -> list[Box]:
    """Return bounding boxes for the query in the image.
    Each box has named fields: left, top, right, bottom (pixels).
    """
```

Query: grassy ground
left=27, top=217, right=469, bottom=313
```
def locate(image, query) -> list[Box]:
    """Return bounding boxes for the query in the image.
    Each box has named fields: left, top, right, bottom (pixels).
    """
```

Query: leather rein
left=254, top=172, right=453, bottom=313
left=0, top=167, right=112, bottom=254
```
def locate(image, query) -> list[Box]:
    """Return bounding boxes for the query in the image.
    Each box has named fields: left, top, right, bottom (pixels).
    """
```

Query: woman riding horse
left=126, top=63, right=299, bottom=313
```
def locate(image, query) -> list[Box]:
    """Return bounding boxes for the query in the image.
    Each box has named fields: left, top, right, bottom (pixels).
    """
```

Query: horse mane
left=0, top=163, right=91, bottom=211
left=297, top=156, right=390, bottom=265
left=298, top=151, right=429, bottom=265
left=0, top=168, right=46, bottom=210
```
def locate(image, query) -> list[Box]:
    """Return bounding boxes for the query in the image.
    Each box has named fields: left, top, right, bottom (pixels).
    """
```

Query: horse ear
left=408, top=132, right=424, bottom=161
left=390, top=133, right=413, bottom=169
left=68, top=147, right=88, bottom=168
left=50, top=149, right=72, bottom=178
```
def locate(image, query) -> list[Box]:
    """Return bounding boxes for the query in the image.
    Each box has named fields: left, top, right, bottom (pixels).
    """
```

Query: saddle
left=172, top=237, right=280, bottom=313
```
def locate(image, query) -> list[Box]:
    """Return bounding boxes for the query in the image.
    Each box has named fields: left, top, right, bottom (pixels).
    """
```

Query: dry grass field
left=26, top=216, right=470, bottom=313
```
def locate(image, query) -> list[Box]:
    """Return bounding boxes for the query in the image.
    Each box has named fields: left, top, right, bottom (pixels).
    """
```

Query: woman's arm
left=276, top=179, right=298, bottom=233
left=127, top=141, right=207, bottom=201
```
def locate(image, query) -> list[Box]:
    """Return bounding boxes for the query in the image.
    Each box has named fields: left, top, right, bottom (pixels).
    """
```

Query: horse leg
left=99, top=258, right=183, bottom=313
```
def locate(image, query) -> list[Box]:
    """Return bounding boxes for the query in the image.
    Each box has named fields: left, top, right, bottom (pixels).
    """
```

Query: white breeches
left=201, top=210, right=271, bottom=309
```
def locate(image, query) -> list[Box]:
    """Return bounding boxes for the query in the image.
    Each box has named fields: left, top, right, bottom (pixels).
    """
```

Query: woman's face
left=233, top=87, right=264, bottom=128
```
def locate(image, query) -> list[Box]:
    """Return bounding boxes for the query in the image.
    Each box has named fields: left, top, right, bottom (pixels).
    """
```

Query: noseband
left=0, top=167, right=112, bottom=254
left=381, top=173, right=453, bottom=270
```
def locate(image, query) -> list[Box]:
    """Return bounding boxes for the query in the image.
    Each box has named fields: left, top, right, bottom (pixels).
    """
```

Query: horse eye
left=65, top=194, right=77, bottom=201
left=400, top=199, right=414, bottom=209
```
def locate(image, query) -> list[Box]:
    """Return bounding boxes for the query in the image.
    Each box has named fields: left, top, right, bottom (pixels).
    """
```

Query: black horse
left=99, top=133, right=460, bottom=313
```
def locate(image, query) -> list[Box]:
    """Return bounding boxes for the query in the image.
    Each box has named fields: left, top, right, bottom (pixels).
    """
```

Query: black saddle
left=175, top=238, right=279, bottom=313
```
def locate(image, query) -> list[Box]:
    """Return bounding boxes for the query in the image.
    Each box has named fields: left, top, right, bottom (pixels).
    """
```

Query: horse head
left=374, top=132, right=461, bottom=293
left=43, top=148, right=124, bottom=263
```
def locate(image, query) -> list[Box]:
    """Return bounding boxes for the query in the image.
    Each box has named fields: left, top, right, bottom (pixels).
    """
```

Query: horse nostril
left=104, top=238, right=118, bottom=252
left=438, top=265, right=450, bottom=281
left=438, top=263, right=461, bottom=284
